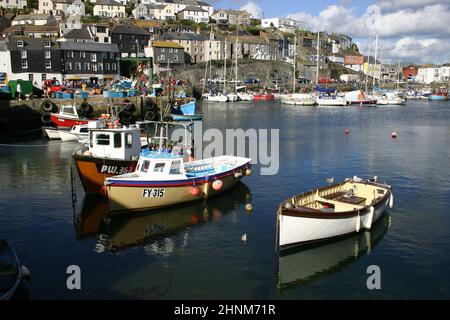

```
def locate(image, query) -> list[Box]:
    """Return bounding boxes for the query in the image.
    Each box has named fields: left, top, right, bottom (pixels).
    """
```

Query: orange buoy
left=190, top=186, right=201, bottom=196
left=391, top=131, right=397, bottom=138
left=345, top=128, right=350, bottom=134
left=212, top=179, right=223, bottom=191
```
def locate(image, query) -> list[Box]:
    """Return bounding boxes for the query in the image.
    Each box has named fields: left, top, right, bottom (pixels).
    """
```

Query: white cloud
left=240, top=1, right=263, bottom=19
left=286, top=2, right=450, bottom=64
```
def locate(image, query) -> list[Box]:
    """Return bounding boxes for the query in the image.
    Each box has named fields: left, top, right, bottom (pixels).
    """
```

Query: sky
left=212, top=0, right=450, bottom=64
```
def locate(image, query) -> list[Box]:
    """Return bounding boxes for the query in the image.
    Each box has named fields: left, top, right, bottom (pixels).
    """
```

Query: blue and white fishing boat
left=104, top=152, right=252, bottom=213
left=171, top=99, right=203, bottom=121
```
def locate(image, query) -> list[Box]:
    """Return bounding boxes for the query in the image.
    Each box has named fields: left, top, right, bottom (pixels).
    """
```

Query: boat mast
left=372, top=33, right=379, bottom=92
left=315, top=28, right=320, bottom=86
left=293, top=31, right=297, bottom=94
left=365, top=37, right=371, bottom=93
left=223, top=39, right=227, bottom=92
left=235, top=21, right=239, bottom=94
left=202, top=59, right=208, bottom=95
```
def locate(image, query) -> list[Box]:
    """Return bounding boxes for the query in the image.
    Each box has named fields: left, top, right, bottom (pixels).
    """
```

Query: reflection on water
left=278, top=213, right=390, bottom=290
left=74, top=183, right=252, bottom=254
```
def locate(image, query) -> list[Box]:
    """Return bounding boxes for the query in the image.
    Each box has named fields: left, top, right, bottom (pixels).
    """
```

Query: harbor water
left=1, top=99, right=449, bottom=299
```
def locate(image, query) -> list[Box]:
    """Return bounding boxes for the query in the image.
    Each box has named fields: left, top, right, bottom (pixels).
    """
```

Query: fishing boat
left=277, top=176, right=393, bottom=250
left=171, top=99, right=203, bottom=121
left=43, top=127, right=66, bottom=139
left=344, top=90, right=377, bottom=106
left=0, top=240, right=30, bottom=300
left=236, top=86, right=254, bottom=101
left=51, top=104, right=94, bottom=128
left=282, top=93, right=316, bottom=106
left=428, top=88, right=448, bottom=101
left=104, top=153, right=252, bottom=214
left=59, top=124, right=90, bottom=142
left=73, top=120, right=193, bottom=195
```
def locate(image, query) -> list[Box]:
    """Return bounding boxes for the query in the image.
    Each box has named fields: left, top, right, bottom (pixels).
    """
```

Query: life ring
left=41, top=113, right=52, bottom=125
left=80, top=102, right=91, bottom=112
left=41, top=100, right=58, bottom=113
left=143, top=98, right=157, bottom=111
left=144, top=110, right=156, bottom=121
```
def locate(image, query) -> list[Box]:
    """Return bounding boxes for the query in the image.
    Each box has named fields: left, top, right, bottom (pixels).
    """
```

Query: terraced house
left=93, top=0, right=126, bottom=18
left=0, top=0, right=26, bottom=9
left=38, top=0, right=85, bottom=17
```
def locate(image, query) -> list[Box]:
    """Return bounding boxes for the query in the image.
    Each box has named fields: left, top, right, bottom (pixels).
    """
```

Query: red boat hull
left=50, top=114, right=90, bottom=128
left=253, top=94, right=275, bottom=101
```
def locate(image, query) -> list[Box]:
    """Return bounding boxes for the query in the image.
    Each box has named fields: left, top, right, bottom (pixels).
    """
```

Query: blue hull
left=172, top=114, right=203, bottom=121
left=428, top=95, right=448, bottom=101
left=180, top=101, right=196, bottom=115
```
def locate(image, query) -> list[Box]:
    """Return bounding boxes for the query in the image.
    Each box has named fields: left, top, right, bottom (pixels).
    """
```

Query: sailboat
left=202, top=38, right=228, bottom=103
left=282, top=31, right=316, bottom=106
left=232, top=26, right=253, bottom=101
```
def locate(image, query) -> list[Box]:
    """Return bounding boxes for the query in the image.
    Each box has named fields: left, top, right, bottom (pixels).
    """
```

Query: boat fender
left=41, top=113, right=52, bottom=125
left=391, top=131, right=397, bottom=138
left=245, top=168, right=252, bottom=176
left=41, top=100, right=58, bottom=113
left=212, top=179, right=223, bottom=191
left=245, top=203, right=253, bottom=212
left=234, top=171, right=243, bottom=178
left=366, top=206, right=375, bottom=230
left=356, top=211, right=361, bottom=232
left=389, top=193, right=394, bottom=208
left=190, top=186, right=201, bottom=196
left=99, top=186, right=107, bottom=197
left=83, top=150, right=92, bottom=156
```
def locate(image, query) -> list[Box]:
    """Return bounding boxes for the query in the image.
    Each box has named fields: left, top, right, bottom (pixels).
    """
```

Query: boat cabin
left=59, top=105, right=79, bottom=117
left=88, top=125, right=142, bottom=160
left=136, top=156, right=186, bottom=180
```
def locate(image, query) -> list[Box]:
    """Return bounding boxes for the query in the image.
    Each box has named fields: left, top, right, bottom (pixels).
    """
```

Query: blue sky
left=212, top=0, right=450, bottom=64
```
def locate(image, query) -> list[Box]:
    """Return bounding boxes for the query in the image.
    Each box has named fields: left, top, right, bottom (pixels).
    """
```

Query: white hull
left=279, top=196, right=390, bottom=249
left=45, top=128, right=62, bottom=139
left=206, top=94, right=228, bottom=102
left=237, top=93, right=254, bottom=101
left=59, top=131, right=78, bottom=142
left=282, top=97, right=316, bottom=106
left=226, top=94, right=239, bottom=102
left=316, top=98, right=346, bottom=106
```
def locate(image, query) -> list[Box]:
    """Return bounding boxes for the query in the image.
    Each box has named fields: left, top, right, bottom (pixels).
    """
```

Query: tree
left=84, top=0, right=94, bottom=16
left=27, top=0, right=39, bottom=10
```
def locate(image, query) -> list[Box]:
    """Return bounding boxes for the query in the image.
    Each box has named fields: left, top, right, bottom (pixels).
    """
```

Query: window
left=105, top=63, right=110, bottom=70
left=75, top=62, right=81, bottom=70
left=170, top=161, right=181, bottom=174
left=21, top=50, right=27, bottom=58
left=21, top=60, right=28, bottom=69
left=104, top=37, right=109, bottom=43
left=113, top=133, right=121, bottom=148
left=153, top=163, right=166, bottom=173
left=125, top=133, right=133, bottom=148
left=96, top=133, right=110, bottom=145
left=98, top=63, right=103, bottom=71
left=41, top=74, right=46, bottom=81
left=45, top=61, right=51, bottom=69
left=110, top=52, right=114, bottom=59
left=102, top=52, right=107, bottom=59
left=159, top=54, right=165, bottom=61
left=45, top=51, right=51, bottom=59
left=67, top=51, right=74, bottom=58
left=111, top=63, right=116, bottom=71
left=28, top=74, right=34, bottom=82
left=140, top=160, right=150, bottom=172
left=66, top=62, right=72, bottom=71
left=161, top=48, right=165, bottom=52
left=44, top=41, right=51, bottom=48
left=80, top=51, right=85, bottom=58
left=91, top=64, right=97, bottom=72
left=174, top=48, right=178, bottom=53
left=84, top=62, right=90, bottom=70
left=169, top=48, right=173, bottom=53
left=17, top=40, right=24, bottom=47
left=91, top=53, right=97, bottom=62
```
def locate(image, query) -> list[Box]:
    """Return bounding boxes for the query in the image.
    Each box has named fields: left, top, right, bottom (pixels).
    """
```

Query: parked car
left=42, top=79, right=66, bottom=97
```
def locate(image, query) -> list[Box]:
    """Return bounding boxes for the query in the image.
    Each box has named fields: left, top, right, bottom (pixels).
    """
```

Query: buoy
left=245, top=168, right=252, bottom=176
left=245, top=203, right=253, bottom=212
left=389, top=193, right=394, bottom=208
left=391, top=131, right=397, bottom=138
left=234, top=171, right=243, bottom=178
left=212, top=179, right=223, bottom=191
left=345, top=128, right=350, bottom=134
left=99, top=186, right=107, bottom=197
left=241, top=234, right=247, bottom=242
left=83, top=150, right=92, bottom=156
left=190, top=186, right=201, bottom=196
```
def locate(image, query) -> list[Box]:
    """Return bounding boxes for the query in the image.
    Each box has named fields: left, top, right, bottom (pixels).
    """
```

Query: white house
left=11, top=14, right=57, bottom=26
left=93, top=0, right=126, bottom=18
left=133, top=3, right=173, bottom=20
left=211, top=9, right=251, bottom=25
left=417, top=66, right=450, bottom=84
left=0, top=0, right=27, bottom=10
left=203, top=32, right=223, bottom=61
left=177, top=6, right=209, bottom=23
left=38, top=0, right=85, bottom=17
left=261, top=18, right=305, bottom=33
